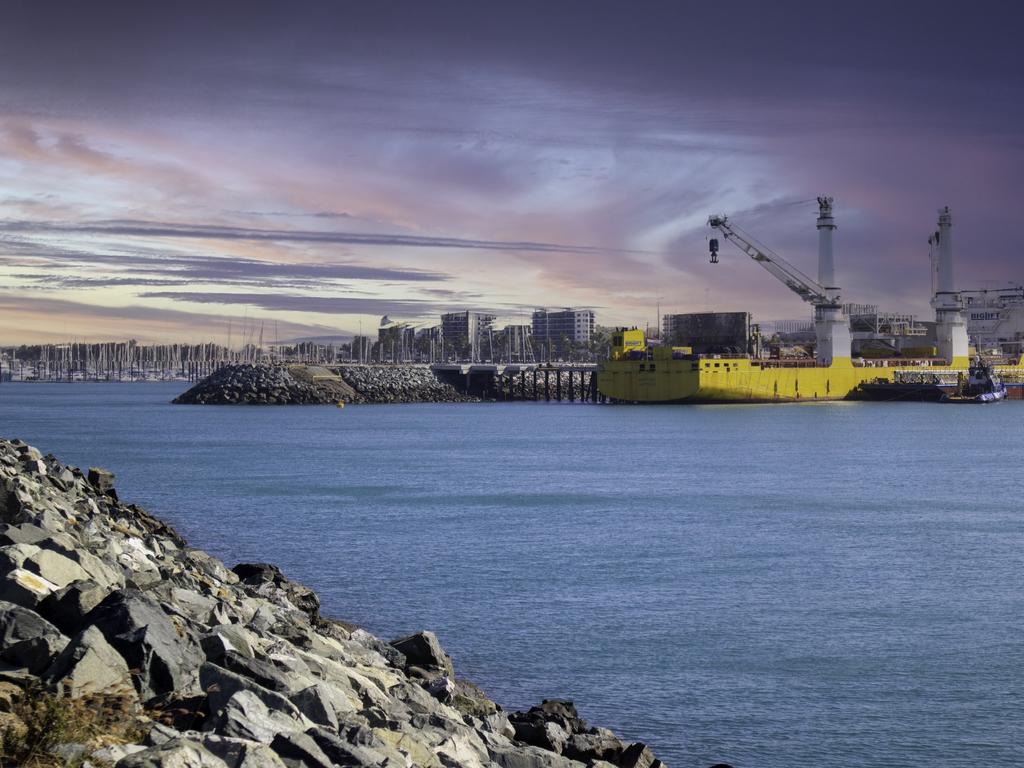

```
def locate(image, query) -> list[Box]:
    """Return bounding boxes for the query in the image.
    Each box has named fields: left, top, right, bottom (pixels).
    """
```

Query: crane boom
left=707, top=214, right=831, bottom=306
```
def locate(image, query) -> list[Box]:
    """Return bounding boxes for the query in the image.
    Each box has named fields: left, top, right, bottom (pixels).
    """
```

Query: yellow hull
left=598, top=357, right=909, bottom=403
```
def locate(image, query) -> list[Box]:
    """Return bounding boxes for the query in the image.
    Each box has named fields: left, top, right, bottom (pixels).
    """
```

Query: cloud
left=138, top=291, right=466, bottom=318
left=0, top=233, right=452, bottom=286
left=0, top=218, right=643, bottom=256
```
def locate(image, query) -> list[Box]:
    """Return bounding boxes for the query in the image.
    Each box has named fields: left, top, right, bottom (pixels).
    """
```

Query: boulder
left=511, top=718, right=570, bottom=754
left=485, top=739, right=582, bottom=768
left=0, top=523, right=51, bottom=546
left=618, top=742, right=661, bottom=768
left=186, top=733, right=288, bottom=768
left=290, top=682, right=355, bottom=730
left=563, top=730, right=625, bottom=763
left=23, top=548, right=91, bottom=589
left=268, top=730, right=335, bottom=768
left=200, top=664, right=307, bottom=734
left=305, top=726, right=390, bottom=767
left=87, top=590, right=204, bottom=701
left=0, top=600, right=69, bottom=673
left=87, top=467, right=117, bottom=496
left=389, top=631, right=454, bottom=677
left=0, top=567, right=59, bottom=608
left=93, top=743, right=149, bottom=763
left=38, top=579, right=113, bottom=635
left=426, top=675, right=456, bottom=703
left=231, top=564, right=319, bottom=622
left=208, top=690, right=303, bottom=745
left=115, top=738, right=230, bottom=768
left=0, top=542, right=42, bottom=571
left=200, top=627, right=255, bottom=663
left=45, top=625, right=134, bottom=698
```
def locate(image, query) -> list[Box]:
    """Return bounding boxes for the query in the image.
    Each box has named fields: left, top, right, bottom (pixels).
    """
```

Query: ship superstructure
left=963, top=284, right=1024, bottom=357
left=598, top=200, right=1024, bottom=403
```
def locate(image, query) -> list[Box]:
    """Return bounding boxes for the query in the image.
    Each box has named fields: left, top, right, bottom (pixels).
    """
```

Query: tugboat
left=942, top=358, right=1007, bottom=403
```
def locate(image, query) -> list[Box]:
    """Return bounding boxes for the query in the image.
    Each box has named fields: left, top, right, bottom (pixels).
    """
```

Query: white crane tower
left=707, top=197, right=852, bottom=366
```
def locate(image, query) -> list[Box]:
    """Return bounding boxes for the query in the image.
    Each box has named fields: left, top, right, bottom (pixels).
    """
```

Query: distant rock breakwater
left=0, top=437, right=684, bottom=768
left=172, top=364, right=475, bottom=405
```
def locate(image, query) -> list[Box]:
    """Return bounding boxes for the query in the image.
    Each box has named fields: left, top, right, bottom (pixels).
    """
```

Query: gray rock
left=93, top=743, right=148, bottom=763
left=200, top=663, right=308, bottom=723
left=0, top=600, right=69, bottom=673
left=231, top=564, right=319, bottom=622
left=0, top=567, right=59, bottom=608
left=483, top=712, right=517, bottom=740
left=389, top=630, right=454, bottom=677
left=214, top=652, right=306, bottom=696
left=209, top=690, right=302, bottom=745
left=181, top=733, right=288, bottom=768
left=23, top=548, right=91, bottom=589
left=87, top=467, right=116, bottom=496
left=512, top=719, right=570, bottom=755
left=0, top=542, right=42, bottom=571
left=563, top=730, right=625, bottom=763
left=146, top=723, right=186, bottom=747
left=200, top=627, right=255, bottom=663
left=0, top=523, right=52, bottom=546
left=45, top=625, right=134, bottom=698
left=485, top=739, right=582, bottom=768
left=88, top=590, right=204, bottom=701
left=304, top=727, right=391, bottom=767
left=38, top=579, right=112, bottom=635
left=426, top=675, right=456, bottom=702
left=617, top=742, right=661, bottom=768
left=49, top=742, right=89, bottom=763
left=289, top=682, right=356, bottom=730
left=115, top=738, right=230, bottom=768
left=268, top=730, right=334, bottom=768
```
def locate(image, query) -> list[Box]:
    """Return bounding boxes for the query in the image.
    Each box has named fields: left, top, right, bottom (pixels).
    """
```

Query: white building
left=531, top=308, right=595, bottom=359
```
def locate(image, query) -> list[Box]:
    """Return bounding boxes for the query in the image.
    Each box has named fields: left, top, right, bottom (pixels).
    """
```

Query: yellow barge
left=597, top=329, right=1024, bottom=404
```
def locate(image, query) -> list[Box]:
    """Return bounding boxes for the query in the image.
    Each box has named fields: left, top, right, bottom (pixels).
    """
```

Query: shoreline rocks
left=173, top=364, right=476, bottom=405
left=0, top=437, right=678, bottom=767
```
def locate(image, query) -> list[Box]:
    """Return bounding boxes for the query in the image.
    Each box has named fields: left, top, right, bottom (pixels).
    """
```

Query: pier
left=432, top=363, right=603, bottom=402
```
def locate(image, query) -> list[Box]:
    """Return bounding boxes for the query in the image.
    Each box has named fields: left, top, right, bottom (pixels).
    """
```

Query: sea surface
left=1, top=382, right=1022, bottom=767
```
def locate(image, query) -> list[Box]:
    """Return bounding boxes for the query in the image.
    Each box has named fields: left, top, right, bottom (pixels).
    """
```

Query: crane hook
left=709, top=237, right=719, bottom=264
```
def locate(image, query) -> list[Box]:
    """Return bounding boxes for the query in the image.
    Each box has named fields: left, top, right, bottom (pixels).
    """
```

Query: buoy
left=336, top=401, right=345, bottom=408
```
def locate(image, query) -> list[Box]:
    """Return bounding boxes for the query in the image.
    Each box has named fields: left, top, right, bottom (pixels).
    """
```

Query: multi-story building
left=531, top=308, right=595, bottom=359
left=440, top=311, right=496, bottom=362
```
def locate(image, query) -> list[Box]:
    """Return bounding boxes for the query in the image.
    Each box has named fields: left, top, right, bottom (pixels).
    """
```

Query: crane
left=707, top=214, right=837, bottom=307
left=706, top=198, right=852, bottom=366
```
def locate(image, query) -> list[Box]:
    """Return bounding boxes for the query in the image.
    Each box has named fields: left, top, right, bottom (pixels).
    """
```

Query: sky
left=1, top=1, right=1023, bottom=343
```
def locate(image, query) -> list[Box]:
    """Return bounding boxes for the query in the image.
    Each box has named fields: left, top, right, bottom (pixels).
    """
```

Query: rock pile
left=172, top=365, right=341, bottom=405
left=0, top=437, right=680, bottom=767
left=174, top=364, right=475, bottom=406
left=336, top=366, right=475, bottom=404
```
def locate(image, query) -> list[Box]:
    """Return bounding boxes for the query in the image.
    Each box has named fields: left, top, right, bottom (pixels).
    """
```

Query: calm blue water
left=1, top=383, right=1022, bottom=767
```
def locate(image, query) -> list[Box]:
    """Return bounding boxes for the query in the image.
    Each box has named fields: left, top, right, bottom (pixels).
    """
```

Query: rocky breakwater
left=335, top=366, right=475, bottom=404
left=173, top=364, right=474, bottom=405
left=172, top=365, right=348, bottom=405
left=0, top=437, right=689, bottom=768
